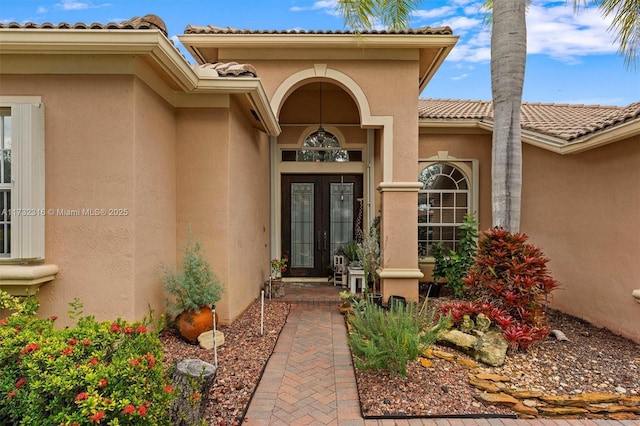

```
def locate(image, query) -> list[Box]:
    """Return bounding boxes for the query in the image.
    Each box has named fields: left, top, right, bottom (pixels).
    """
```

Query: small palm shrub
left=348, top=302, right=448, bottom=377
left=0, top=292, right=174, bottom=425
left=432, top=213, right=478, bottom=298
left=453, top=227, right=560, bottom=350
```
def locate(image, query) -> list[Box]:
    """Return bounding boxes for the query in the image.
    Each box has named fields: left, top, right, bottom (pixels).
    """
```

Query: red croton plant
left=439, top=227, right=560, bottom=351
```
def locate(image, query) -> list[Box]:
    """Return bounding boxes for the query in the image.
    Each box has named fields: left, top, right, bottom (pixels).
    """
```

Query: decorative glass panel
left=296, top=128, right=350, bottom=162
left=291, top=183, right=314, bottom=268
left=417, top=162, right=471, bottom=257
left=330, top=182, right=354, bottom=255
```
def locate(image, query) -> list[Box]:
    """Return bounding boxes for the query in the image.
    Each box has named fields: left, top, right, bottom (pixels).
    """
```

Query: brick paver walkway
left=243, top=287, right=639, bottom=426
left=244, top=303, right=362, bottom=425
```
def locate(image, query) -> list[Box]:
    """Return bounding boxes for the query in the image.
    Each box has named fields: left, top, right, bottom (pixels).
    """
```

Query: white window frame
left=418, top=155, right=478, bottom=260
left=0, top=97, right=45, bottom=261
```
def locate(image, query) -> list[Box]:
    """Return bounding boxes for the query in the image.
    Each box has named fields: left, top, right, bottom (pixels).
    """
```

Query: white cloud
left=432, top=0, right=617, bottom=66
left=290, top=0, right=336, bottom=12
left=37, top=7, right=47, bottom=14
left=56, top=0, right=89, bottom=10
left=526, top=3, right=617, bottom=61
left=412, top=6, right=456, bottom=20
left=451, top=73, right=470, bottom=81
left=54, top=0, right=111, bottom=11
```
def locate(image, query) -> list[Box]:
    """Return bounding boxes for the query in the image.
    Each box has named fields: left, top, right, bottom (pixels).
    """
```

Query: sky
left=1, top=0, right=638, bottom=107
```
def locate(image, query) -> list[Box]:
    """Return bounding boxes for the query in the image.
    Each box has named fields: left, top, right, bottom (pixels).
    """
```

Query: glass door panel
left=291, top=183, right=314, bottom=268
left=330, top=182, right=354, bottom=256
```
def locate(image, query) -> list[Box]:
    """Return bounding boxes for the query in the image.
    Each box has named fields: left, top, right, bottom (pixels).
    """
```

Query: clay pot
left=176, top=306, right=219, bottom=344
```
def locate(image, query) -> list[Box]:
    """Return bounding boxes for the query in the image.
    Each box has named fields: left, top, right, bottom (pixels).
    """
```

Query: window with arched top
left=418, top=162, right=473, bottom=258
left=296, top=127, right=350, bottom=162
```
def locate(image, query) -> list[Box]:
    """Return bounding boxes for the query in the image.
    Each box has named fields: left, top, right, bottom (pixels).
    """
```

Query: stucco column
left=377, top=183, right=424, bottom=303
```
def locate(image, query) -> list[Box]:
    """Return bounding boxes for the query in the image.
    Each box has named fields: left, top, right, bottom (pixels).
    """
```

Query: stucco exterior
left=1, top=17, right=638, bottom=344
left=521, top=137, right=640, bottom=341
left=417, top=126, right=640, bottom=343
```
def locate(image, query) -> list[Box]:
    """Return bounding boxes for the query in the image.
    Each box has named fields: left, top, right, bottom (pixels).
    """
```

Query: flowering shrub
left=270, top=254, right=289, bottom=278
left=439, top=228, right=559, bottom=351
left=0, top=291, right=174, bottom=425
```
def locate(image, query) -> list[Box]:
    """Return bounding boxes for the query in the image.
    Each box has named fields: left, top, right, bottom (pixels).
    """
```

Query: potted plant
left=162, top=234, right=224, bottom=344
left=270, top=255, right=288, bottom=282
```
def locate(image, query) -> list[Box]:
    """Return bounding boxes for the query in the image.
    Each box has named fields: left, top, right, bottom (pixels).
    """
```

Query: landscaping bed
left=160, top=298, right=640, bottom=424
left=160, top=300, right=290, bottom=426
left=354, top=301, right=640, bottom=419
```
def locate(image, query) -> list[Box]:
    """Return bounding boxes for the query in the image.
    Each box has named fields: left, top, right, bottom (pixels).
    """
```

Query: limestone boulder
left=437, top=328, right=508, bottom=366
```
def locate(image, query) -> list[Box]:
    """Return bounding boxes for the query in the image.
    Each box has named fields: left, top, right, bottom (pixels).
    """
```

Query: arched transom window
left=418, top=163, right=471, bottom=257
left=296, top=127, right=350, bottom=162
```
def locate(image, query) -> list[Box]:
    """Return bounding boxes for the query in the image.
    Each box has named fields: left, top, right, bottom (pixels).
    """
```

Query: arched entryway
left=270, top=78, right=373, bottom=279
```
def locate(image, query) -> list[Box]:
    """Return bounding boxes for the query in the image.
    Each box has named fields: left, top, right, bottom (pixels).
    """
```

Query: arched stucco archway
left=271, top=64, right=394, bottom=182
left=269, top=63, right=424, bottom=301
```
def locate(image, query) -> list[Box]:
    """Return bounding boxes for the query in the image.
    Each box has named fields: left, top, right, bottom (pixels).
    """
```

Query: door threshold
left=283, top=277, right=331, bottom=283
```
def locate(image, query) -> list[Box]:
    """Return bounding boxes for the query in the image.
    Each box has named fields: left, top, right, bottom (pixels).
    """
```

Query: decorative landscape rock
left=466, top=371, right=640, bottom=420
left=197, top=329, right=225, bottom=350
left=469, top=376, right=501, bottom=393
left=475, top=313, right=491, bottom=332
left=540, top=393, right=619, bottom=406
left=512, top=401, right=538, bottom=417
left=476, top=391, right=520, bottom=406
left=437, top=328, right=508, bottom=366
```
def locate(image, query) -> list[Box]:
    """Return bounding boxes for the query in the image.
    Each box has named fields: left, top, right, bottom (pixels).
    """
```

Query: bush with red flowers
left=0, top=291, right=174, bottom=425
left=439, top=228, right=560, bottom=351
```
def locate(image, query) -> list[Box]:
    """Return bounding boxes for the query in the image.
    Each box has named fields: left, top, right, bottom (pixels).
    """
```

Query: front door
left=281, top=174, right=363, bottom=277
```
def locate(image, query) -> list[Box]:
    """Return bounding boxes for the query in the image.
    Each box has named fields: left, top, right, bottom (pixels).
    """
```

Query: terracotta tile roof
left=198, top=62, right=258, bottom=77
left=183, top=25, right=453, bottom=35
left=0, top=14, right=168, bottom=37
left=419, top=99, right=640, bottom=141
left=0, top=15, right=263, bottom=80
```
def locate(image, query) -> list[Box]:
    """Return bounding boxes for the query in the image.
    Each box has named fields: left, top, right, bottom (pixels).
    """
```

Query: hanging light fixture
left=299, top=82, right=348, bottom=162
left=316, top=82, right=327, bottom=145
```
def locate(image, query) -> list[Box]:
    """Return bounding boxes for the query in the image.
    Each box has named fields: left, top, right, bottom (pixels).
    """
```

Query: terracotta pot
left=176, top=306, right=219, bottom=344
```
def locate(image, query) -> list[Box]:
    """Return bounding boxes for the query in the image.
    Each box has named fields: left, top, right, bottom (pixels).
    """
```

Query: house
left=0, top=15, right=638, bottom=343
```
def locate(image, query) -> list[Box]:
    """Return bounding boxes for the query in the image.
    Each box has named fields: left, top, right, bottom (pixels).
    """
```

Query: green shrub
left=348, top=302, right=448, bottom=377
left=432, top=213, right=478, bottom=298
left=0, top=292, right=174, bottom=425
left=163, top=234, right=224, bottom=317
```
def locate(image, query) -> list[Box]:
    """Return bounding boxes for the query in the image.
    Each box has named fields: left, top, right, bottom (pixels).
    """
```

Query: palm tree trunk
left=491, top=0, right=526, bottom=232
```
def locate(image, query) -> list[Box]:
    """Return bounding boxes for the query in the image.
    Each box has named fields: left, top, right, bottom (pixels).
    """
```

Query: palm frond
left=599, top=0, right=639, bottom=68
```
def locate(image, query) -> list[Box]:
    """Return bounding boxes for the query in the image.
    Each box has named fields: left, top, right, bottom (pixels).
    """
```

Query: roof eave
left=0, top=29, right=199, bottom=91
left=178, top=33, right=458, bottom=49
left=418, top=42, right=457, bottom=92
left=560, top=118, right=640, bottom=154
left=178, top=34, right=459, bottom=89
left=420, top=117, right=640, bottom=154
left=0, top=28, right=280, bottom=136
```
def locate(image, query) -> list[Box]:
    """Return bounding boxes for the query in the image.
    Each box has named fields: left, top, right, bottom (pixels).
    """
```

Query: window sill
left=0, top=264, right=59, bottom=296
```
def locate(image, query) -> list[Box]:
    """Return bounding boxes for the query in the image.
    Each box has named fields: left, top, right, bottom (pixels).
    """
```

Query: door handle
left=323, top=231, right=327, bottom=251
left=317, top=231, right=321, bottom=251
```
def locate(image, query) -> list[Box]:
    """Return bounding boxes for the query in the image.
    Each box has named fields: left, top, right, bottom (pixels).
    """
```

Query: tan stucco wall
left=175, top=107, right=232, bottom=322
left=0, top=74, right=176, bottom=326
left=521, top=137, right=640, bottom=343
left=175, top=100, right=271, bottom=324
left=227, top=97, right=271, bottom=321
left=132, top=79, right=177, bottom=320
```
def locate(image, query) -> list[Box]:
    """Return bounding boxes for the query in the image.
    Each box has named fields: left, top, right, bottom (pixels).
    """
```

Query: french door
left=281, top=174, right=363, bottom=277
